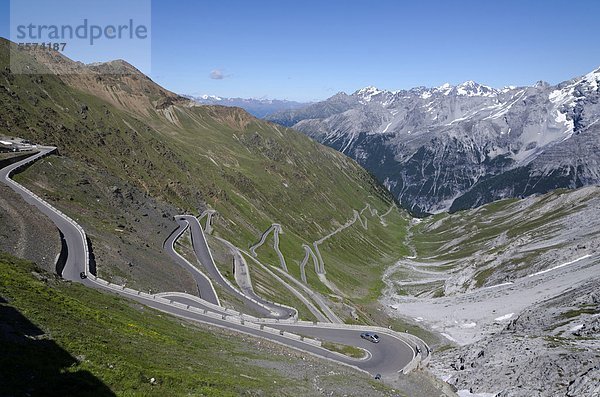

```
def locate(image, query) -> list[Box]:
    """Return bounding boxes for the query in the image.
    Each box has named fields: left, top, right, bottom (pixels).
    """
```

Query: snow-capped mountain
left=186, top=95, right=308, bottom=118
left=267, top=68, right=600, bottom=214
left=197, top=94, right=223, bottom=101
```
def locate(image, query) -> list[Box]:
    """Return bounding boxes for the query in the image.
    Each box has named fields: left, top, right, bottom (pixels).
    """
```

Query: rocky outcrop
left=430, top=280, right=600, bottom=396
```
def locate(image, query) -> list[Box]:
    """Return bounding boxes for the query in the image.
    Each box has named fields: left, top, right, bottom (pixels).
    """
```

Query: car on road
left=360, top=332, right=380, bottom=343
left=79, top=272, right=87, bottom=279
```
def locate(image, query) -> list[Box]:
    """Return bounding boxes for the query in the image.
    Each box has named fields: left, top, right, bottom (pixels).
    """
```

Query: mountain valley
left=1, top=29, right=599, bottom=397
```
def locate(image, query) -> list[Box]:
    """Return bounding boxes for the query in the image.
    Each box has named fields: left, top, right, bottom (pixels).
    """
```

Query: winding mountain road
left=250, top=224, right=288, bottom=272
left=1, top=147, right=85, bottom=282
left=163, top=220, right=220, bottom=305
left=172, top=215, right=294, bottom=319
left=1, top=147, right=421, bottom=380
left=300, top=244, right=319, bottom=283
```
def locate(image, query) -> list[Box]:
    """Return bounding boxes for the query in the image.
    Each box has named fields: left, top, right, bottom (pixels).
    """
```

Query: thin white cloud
left=210, top=69, right=231, bottom=80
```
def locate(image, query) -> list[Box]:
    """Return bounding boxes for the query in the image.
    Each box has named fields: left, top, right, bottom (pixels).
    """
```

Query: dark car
left=360, top=332, right=380, bottom=343
left=80, top=271, right=87, bottom=279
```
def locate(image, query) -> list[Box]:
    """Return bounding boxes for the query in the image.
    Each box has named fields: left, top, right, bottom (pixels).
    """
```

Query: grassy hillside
left=1, top=38, right=408, bottom=308
left=0, top=252, right=397, bottom=396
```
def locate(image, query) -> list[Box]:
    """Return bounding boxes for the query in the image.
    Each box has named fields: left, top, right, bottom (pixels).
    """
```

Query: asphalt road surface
left=163, top=221, right=220, bottom=305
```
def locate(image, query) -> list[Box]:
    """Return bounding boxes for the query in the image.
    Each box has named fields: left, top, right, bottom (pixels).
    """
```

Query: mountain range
left=187, top=95, right=308, bottom=118
left=267, top=69, right=600, bottom=215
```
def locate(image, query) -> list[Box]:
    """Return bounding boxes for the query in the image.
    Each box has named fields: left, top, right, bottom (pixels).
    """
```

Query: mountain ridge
left=267, top=67, right=600, bottom=215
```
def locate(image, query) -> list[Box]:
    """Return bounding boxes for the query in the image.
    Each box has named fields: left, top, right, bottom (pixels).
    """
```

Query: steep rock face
left=268, top=69, right=600, bottom=214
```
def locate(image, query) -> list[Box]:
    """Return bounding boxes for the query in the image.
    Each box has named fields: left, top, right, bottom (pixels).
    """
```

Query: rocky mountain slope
left=188, top=95, right=308, bottom=118
left=381, top=187, right=600, bottom=396
left=267, top=69, right=600, bottom=215
left=433, top=279, right=600, bottom=397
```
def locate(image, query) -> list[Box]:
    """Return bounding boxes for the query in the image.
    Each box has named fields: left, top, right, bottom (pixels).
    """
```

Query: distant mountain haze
left=186, top=95, right=309, bottom=118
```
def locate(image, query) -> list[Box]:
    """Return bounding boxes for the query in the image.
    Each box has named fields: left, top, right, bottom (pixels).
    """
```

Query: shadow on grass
left=0, top=296, right=115, bottom=397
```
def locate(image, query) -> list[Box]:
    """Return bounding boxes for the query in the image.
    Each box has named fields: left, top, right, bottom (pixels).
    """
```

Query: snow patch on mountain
left=354, top=86, right=384, bottom=103
left=455, top=81, right=497, bottom=97
left=199, top=94, right=222, bottom=101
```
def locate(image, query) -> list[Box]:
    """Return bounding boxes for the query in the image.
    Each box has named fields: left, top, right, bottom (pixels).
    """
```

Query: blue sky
left=2, top=0, right=600, bottom=101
